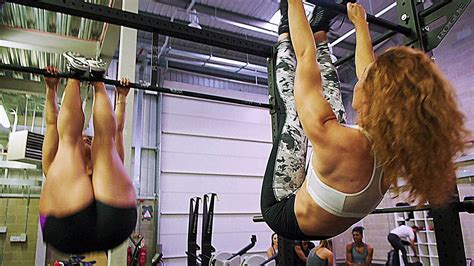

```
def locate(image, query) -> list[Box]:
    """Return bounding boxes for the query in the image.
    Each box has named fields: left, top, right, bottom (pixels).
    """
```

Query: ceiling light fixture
left=188, top=9, right=202, bottom=30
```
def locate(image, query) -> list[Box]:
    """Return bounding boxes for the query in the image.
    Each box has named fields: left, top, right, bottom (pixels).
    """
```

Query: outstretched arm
left=347, top=3, right=375, bottom=79
left=115, top=77, right=130, bottom=164
left=288, top=0, right=338, bottom=144
left=42, top=66, right=61, bottom=176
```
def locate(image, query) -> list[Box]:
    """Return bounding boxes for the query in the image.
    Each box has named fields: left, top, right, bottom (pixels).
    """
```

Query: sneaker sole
left=63, top=52, right=89, bottom=72
left=87, top=60, right=108, bottom=73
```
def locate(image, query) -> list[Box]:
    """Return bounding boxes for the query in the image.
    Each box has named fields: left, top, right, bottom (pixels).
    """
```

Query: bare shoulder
left=314, top=121, right=367, bottom=148
left=310, top=121, right=370, bottom=158
left=345, top=242, right=353, bottom=250
left=322, top=248, right=333, bottom=256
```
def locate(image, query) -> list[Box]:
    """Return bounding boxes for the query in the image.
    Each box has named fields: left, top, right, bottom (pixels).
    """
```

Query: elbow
left=296, top=48, right=316, bottom=62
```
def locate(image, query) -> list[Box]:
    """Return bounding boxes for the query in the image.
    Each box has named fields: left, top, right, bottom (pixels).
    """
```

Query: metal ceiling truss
left=7, top=0, right=273, bottom=58
left=152, top=0, right=279, bottom=38
left=5, top=0, right=427, bottom=66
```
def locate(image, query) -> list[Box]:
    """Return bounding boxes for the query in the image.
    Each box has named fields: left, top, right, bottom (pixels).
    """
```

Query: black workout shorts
left=42, top=201, right=137, bottom=254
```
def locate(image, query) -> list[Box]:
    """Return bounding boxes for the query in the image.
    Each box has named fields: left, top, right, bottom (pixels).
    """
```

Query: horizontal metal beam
left=7, top=0, right=273, bottom=58
left=0, top=63, right=271, bottom=109
left=0, top=76, right=44, bottom=94
left=0, top=178, right=42, bottom=186
left=0, top=160, right=37, bottom=169
left=315, top=0, right=412, bottom=36
left=0, top=25, right=99, bottom=57
left=167, top=60, right=268, bottom=86
left=252, top=199, right=474, bottom=223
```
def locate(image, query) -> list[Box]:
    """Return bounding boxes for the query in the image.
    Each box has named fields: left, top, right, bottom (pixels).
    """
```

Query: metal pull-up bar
left=252, top=197, right=474, bottom=223
left=315, top=0, right=412, bottom=36
left=0, top=63, right=271, bottom=109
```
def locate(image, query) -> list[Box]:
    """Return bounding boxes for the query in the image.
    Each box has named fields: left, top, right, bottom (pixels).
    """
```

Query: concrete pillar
left=107, top=0, right=138, bottom=265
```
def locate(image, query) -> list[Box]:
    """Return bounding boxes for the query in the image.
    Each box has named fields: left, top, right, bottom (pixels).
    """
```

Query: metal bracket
left=396, top=0, right=425, bottom=49
left=420, top=0, right=472, bottom=51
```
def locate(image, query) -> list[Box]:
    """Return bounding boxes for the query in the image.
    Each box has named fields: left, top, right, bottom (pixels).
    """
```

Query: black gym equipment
left=186, top=194, right=269, bottom=266
left=186, top=197, right=201, bottom=266
left=185, top=193, right=217, bottom=266
left=56, top=255, right=96, bottom=266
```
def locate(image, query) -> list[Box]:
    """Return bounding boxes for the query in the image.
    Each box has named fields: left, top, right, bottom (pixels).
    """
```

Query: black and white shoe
left=86, top=58, right=108, bottom=80
left=63, top=51, right=89, bottom=77
left=309, top=0, right=357, bottom=33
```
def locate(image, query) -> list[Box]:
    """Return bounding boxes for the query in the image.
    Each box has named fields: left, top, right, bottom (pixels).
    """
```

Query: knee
left=94, top=115, right=117, bottom=134
left=58, top=114, right=85, bottom=137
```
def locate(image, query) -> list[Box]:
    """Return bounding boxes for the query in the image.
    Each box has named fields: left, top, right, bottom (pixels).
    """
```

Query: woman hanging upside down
left=39, top=52, right=137, bottom=254
left=260, top=0, right=468, bottom=240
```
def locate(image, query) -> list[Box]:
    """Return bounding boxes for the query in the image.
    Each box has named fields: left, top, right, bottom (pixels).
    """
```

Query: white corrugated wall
left=158, top=81, right=273, bottom=265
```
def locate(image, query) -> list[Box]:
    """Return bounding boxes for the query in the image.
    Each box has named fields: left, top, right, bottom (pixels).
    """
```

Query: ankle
left=278, top=33, right=290, bottom=42
left=67, top=78, right=81, bottom=86
left=313, top=31, right=328, bottom=44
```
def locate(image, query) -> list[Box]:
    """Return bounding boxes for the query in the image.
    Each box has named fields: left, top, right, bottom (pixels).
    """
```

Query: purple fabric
left=39, top=214, right=47, bottom=231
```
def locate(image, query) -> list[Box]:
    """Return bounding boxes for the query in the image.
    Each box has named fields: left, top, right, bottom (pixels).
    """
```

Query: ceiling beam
left=7, top=0, right=273, bottom=58
left=0, top=25, right=99, bottom=58
left=0, top=76, right=44, bottom=95
left=153, top=0, right=278, bottom=36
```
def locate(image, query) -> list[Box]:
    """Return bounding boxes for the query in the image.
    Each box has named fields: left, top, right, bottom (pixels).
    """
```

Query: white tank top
left=305, top=125, right=384, bottom=218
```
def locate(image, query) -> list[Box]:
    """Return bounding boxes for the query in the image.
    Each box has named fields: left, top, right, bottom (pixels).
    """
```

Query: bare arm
left=288, top=0, right=339, bottom=145
left=346, top=244, right=354, bottom=265
left=327, top=250, right=334, bottom=265
left=115, top=78, right=130, bottom=164
left=347, top=3, right=375, bottom=79
left=409, top=240, right=418, bottom=257
left=294, top=245, right=307, bottom=262
left=365, top=246, right=374, bottom=265
left=266, top=247, right=274, bottom=259
left=42, top=67, right=60, bottom=176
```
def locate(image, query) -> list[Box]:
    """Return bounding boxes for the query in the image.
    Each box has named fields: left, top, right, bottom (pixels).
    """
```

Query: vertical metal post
left=151, top=32, right=160, bottom=87
left=277, top=237, right=295, bottom=266
left=432, top=190, right=466, bottom=265
left=396, top=0, right=425, bottom=49
left=187, top=197, right=201, bottom=266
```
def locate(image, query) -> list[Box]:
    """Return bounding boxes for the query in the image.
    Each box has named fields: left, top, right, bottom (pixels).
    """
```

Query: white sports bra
left=305, top=125, right=384, bottom=218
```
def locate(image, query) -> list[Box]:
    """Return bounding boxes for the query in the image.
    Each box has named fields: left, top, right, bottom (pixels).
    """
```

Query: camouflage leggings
left=260, top=39, right=346, bottom=239
left=270, top=39, right=346, bottom=201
